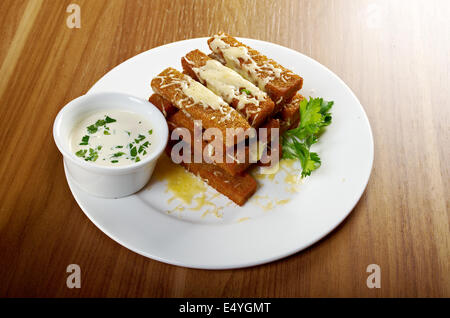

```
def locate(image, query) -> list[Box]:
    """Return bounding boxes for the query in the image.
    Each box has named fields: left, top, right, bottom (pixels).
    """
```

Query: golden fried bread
left=149, top=93, right=178, bottom=117
left=168, top=111, right=252, bottom=176
left=151, top=67, right=251, bottom=145
left=207, top=33, right=303, bottom=113
left=151, top=93, right=283, bottom=171
left=150, top=93, right=251, bottom=176
left=149, top=33, right=309, bottom=206
left=278, top=93, right=304, bottom=133
left=182, top=49, right=274, bottom=127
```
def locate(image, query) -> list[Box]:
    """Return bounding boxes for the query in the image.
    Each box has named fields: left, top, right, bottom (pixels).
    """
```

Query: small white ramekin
left=53, top=92, right=168, bottom=198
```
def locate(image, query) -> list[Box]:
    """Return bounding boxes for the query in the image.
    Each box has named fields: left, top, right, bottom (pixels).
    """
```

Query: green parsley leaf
left=79, top=135, right=90, bottom=145
left=105, top=116, right=116, bottom=123
left=111, top=160, right=119, bottom=163
left=75, top=149, right=87, bottom=157
left=282, top=135, right=321, bottom=177
left=240, top=88, right=251, bottom=95
left=319, top=99, right=333, bottom=127
left=130, top=146, right=137, bottom=157
left=95, top=119, right=106, bottom=127
left=87, top=125, right=97, bottom=134
left=84, top=148, right=99, bottom=162
left=138, top=141, right=150, bottom=154
left=148, top=129, right=153, bottom=135
left=112, top=152, right=125, bottom=158
left=134, top=134, right=146, bottom=143
left=282, top=97, right=333, bottom=178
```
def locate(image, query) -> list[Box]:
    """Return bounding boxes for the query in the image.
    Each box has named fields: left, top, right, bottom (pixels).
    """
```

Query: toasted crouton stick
left=150, top=93, right=282, bottom=172
left=164, top=144, right=257, bottom=206
left=182, top=49, right=274, bottom=127
left=151, top=67, right=251, bottom=145
left=278, top=93, right=304, bottom=133
left=149, top=93, right=251, bottom=176
left=207, top=33, right=303, bottom=113
left=168, top=111, right=252, bottom=176
left=149, top=93, right=178, bottom=118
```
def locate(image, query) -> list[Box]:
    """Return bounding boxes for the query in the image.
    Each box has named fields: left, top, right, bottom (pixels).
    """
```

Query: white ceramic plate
left=64, top=37, right=374, bottom=269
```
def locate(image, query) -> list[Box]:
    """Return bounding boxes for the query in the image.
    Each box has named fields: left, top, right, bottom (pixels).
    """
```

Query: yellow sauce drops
left=284, top=173, right=301, bottom=184
left=281, top=158, right=296, bottom=168
left=201, top=206, right=223, bottom=219
left=253, top=172, right=266, bottom=180
left=153, top=155, right=231, bottom=218
left=154, top=156, right=297, bottom=216
left=250, top=195, right=274, bottom=211
left=281, top=159, right=302, bottom=193
left=153, top=155, right=206, bottom=205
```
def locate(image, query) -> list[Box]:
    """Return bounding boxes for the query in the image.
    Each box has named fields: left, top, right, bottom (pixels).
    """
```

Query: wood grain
left=0, top=0, right=448, bottom=297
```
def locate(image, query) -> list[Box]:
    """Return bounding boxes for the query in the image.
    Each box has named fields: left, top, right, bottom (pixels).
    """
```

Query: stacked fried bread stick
left=150, top=33, right=304, bottom=205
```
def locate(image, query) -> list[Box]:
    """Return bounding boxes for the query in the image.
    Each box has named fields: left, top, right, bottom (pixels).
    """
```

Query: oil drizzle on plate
left=249, top=159, right=303, bottom=211
left=154, top=156, right=301, bottom=216
left=153, top=155, right=206, bottom=205
left=153, top=155, right=230, bottom=218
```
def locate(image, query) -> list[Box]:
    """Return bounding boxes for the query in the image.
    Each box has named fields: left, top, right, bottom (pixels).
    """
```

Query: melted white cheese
left=156, top=69, right=233, bottom=118
left=209, top=34, right=287, bottom=91
left=182, top=76, right=230, bottom=113
left=192, top=59, right=267, bottom=111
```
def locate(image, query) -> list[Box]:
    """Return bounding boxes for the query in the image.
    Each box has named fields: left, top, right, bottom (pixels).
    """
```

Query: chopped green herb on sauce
left=76, top=149, right=87, bottom=157
left=95, top=119, right=106, bottom=127
left=87, top=125, right=97, bottom=134
left=79, top=135, right=90, bottom=145
left=134, top=134, right=146, bottom=143
left=83, top=148, right=99, bottom=162
left=105, top=116, right=116, bottom=123
left=72, top=111, right=154, bottom=166
left=112, top=152, right=125, bottom=158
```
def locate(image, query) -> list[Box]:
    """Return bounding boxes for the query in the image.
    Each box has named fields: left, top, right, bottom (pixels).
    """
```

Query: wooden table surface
left=0, top=0, right=448, bottom=298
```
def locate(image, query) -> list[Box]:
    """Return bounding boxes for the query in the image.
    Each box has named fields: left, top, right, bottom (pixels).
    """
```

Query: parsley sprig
left=282, top=97, right=333, bottom=178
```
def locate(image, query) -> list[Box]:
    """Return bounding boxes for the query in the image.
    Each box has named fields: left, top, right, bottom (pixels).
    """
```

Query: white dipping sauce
left=70, top=110, right=156, bottom=166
